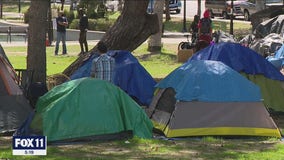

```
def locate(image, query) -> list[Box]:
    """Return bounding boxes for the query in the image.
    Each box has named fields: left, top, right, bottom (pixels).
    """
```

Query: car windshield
left=237, top=0, right=282, bottom=4
left=266, top=0, right=283, bottom=3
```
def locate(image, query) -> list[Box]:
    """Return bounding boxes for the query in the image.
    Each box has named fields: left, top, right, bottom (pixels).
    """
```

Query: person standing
left=189, top=14, right=200, bottom=44
left=55, top=10, right=68, bottom=55
left=78, top=8, right=89, bottom=54
left=90, top=42, right=115, bottom=82
left=198, top=9, right=213, bottom=44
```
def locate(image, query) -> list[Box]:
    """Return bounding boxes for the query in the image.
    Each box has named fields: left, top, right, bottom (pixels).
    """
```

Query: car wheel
left=176, top=9, right=180, bottom=14
left=244, top=10, right=250, bottom=21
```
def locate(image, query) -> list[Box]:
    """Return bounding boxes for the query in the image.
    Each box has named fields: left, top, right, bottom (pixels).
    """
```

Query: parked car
left=205, top=0, right=284, bottom=21
left=147, top=0, right=181, bottom=14
left=205, top=0, right=243, bottom=19
left=238, top=0, right=283, bottom=21
left=169, top=0, right=182, bottom=14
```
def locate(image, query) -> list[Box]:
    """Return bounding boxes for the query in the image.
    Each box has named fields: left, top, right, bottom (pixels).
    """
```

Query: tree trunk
left=48, top=2, right=53, bottom=45
left=147, top=0, right=164, bottom=52
left=101, top=0, right=159, bottom=51
left=63, top=0, right=159, bottom=77
left=27, top=0, right=49, bottom=83
left=165, top=0, right=171, bottom=21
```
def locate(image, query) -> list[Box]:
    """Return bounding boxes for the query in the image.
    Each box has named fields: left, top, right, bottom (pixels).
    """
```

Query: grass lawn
left=3, top=42, right=182, bottom=78
left=3, top=45, right=80, bottom=76
left=1, top=136, right=284, bottom=159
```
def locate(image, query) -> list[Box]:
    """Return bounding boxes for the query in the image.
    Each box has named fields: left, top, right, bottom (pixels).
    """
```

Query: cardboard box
left=177, top=49, right=194, bottom=62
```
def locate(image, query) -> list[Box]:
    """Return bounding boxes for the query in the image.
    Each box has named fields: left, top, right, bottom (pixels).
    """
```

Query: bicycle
left=178, top=34, right=193, bottom=50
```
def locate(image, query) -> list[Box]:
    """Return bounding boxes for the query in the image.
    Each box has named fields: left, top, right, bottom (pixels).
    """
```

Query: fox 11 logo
left=12, top=136, right=47, bottom=155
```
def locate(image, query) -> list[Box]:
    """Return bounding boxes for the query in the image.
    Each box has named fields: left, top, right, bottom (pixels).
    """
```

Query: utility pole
left=182, top=0, right=187, bottom=32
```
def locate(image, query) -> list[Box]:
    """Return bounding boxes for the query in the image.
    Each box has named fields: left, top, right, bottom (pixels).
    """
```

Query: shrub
left=88, top=19, right=97, bottom=30
left=95, top=18, right=114, bottom=31
left=69, top=19, right=79, bottom=29
left=64, top=10, right=75, bottom=26
left=69, top=18, right=115, bottom=31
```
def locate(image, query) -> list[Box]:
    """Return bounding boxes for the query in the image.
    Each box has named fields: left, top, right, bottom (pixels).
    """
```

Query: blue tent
left=157, top=60, right=261, bottom=102
left=189, top=42, right=284, bottom=81
left=149, top=60, right=281, bottom=138
left=70, top=50, right=156, bottom=106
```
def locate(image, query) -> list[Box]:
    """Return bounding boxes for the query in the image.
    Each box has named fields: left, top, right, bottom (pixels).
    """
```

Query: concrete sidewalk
left=1, top=40, right=100, bottom=47
left=1, top=34, right=188, bottom=48
left=0, top=16, right=190, bottom=47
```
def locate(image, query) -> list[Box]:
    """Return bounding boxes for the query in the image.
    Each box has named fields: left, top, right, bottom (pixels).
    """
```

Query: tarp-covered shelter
left=0, top=44, right=32, bottom=133
left=147, top=60, right=281, bottom=138
left=254, top=14, right=284, bottom=38
left=70, top=50, right=156, bottom=106
left=250, top=33, right=283, bottom=57
left=27, top=78, right=153, bottom=142
left=189, top=42, right=284, bottom=112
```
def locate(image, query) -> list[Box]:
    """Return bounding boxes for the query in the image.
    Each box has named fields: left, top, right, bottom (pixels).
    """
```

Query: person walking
left=78, top=8, right=89, bottom=55
left=55, top=10, right=68, bottom=55
left=90, top=42, right=115, bottom=82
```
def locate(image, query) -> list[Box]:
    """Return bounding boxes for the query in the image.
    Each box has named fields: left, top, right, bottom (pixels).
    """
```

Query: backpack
left=200, top=18, right=211, bottom=34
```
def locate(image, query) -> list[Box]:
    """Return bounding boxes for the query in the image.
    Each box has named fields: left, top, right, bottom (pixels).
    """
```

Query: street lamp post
left=0, top=0, right=2, bottom=19
left=182, top=0, right=187, bottom=32
left=229, top=0, right=234, bottom=35
left=18, top=0, right=21, bottom=13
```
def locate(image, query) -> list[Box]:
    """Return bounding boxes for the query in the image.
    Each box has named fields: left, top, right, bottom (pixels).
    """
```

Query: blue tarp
left=70, top=50, right=156, bottom=106
left=189, top=42, right=284, bottom=81
left=267, top=44, right=284, bottom=69
left=156, top=60, right=262, bottom=102
left=274, top=45, right=284, bottom=58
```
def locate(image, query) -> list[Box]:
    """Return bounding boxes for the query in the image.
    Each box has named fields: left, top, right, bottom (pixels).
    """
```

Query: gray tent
left=0, top=45, right=32, bottom=134
left=250, top=33, right=284, bottom=57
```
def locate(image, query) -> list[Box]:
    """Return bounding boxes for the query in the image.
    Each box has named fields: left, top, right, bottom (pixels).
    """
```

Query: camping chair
left=15, top=69, right=34, bottom=96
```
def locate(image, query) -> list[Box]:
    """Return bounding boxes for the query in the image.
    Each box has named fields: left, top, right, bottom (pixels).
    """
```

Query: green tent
left=31, top=78, right=153, bottom=142
left=242, top=74, right=284, bottom=112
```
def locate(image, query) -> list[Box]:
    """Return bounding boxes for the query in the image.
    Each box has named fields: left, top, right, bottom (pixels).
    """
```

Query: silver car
left=239, top=0, right=283, bottom=21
